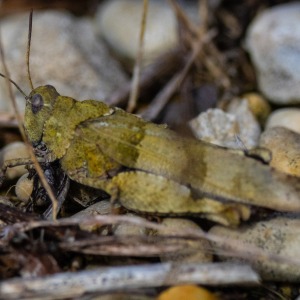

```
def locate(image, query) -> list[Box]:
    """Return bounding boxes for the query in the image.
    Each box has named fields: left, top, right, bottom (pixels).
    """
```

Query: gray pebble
left=0, top=11, right=128, bottom=113
left=156, top=218, right=212, bottom=264
left=189, top=99, right=261, bottom=149
left=210, top=217, right=300, bottom=281
left=246, top=2, right=300, bottom=104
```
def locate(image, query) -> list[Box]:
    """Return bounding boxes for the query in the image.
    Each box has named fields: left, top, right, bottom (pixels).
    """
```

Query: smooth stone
left=259, top=127, right=300, bottom=177
left=245, top=2, right=300, bottom=104
left=155, top=218, right=212, bottom=263
left=265, top=108, right=300, bottom=134
left=114, top=213, right=147, bottom=237
left=15, top=173, right=33, bottom=202
left=96, top=0, right=179, bottom=65
left=241, top=92, right=271, bottom=125
left=71, top=200, right=122, bottom=233
left=158, top=285, right=218, bottom=300
left=210, top=217, right=300, bottom=281
left=0, top=141, right=30, bottom=179
left=71, top=200, right=113, bottom=218
left=0, top=11, right=128, bottom=113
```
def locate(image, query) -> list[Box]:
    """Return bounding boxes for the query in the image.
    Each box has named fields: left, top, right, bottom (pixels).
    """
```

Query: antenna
left=26, top=9, right=34, bottom=90
left=0, top=73, right=27, bottom=98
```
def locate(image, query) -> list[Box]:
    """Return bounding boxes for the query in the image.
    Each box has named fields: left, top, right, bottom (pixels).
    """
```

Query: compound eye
left=31, top=94, right=44, bottom=114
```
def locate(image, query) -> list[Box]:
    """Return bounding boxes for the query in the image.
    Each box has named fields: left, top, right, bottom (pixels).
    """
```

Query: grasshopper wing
left=77, top=108, right=300, bottom=212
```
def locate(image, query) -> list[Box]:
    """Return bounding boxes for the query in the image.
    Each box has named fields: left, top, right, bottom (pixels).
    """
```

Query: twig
left=170, top=0, right=232, bottom=91
left=106, top=49, right=182, bottom=107
left=141, top=30, right=216, bottom=120
left=0, top=262, right=259, bottom=299
left=5, top=214, right=300, bottom=268
left=169, top=0, right=200, bottom=36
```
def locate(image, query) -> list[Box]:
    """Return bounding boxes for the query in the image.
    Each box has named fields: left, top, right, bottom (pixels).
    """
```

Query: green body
left=24, top=86, right=300, bottom=225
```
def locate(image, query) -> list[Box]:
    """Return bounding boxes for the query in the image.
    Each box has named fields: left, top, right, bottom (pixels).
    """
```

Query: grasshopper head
left=24, top=85, right=60, bottom=145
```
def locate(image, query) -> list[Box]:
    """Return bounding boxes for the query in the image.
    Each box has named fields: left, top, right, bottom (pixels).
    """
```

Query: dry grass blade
left=3, top=214, right=300, bottom=270
left=168, top=0, right=200, bottom=36
left=0, top=33, right=26, bottom=138
left=127, top=0, right=148, bottom=113
left=0, top=13, right=59, bottom=220
left=142, top=30, right=216, bottom=120
left=107, top=48, right=182, bottom=107
left=170, top=0, right=231, bottom=91
left=59, top=235, right=191, bottom=256
left=26, top=9, right=34, bottom=90
left=198, top=0, right=209, bottom=33
left=141, top=0, right=218, bottom=120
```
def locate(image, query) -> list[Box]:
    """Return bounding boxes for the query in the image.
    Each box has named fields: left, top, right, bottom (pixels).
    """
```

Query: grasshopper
left=1, top=13, right=300, bottom=226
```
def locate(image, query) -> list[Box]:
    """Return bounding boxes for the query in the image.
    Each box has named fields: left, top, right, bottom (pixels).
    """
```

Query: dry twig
left=0, top=262, right=259, bottom=299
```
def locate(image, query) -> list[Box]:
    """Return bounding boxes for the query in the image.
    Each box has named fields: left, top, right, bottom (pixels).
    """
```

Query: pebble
left=71, top=200, right=122, bottom=233
left=96, top=0, right=194, bottom=65
left=227, top=98, right=261, bottom=147
left=241, top=92, right=271, bottom=125
left=0, top=141, right=30, bottom=179
left=189, top=109, right=238, bottom=148
left=0, top=11, right=128, bottom=113
left=189, top=98, right=261, bottom=149
left=265, top=108, right=300, bottom=134
left=158, top=285, right=218, bottom=300
left=71, top=200, right=115, bottom=218
left=245, top=2, right=300, bottom=104
left=96, top=0, right=175, bottom=64
left=114, top=213, right=148, bottom=237
left=155, top=218, right=212, bottom=263
left=259, top=127, right=300, bottom=177
left=210, top=217, right=300, bottom=281
left=15, top=173, right=33, bottom=202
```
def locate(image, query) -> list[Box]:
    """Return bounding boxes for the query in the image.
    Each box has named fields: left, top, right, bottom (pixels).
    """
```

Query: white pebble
left=96, top=0, right=178, bottom=65
left=189, top=99, right=261, bottom=149
left=0, top=142, right=30, bottom=180
left=15, top=173, right=33, bottom=202
left=246, top=2, right=300, bottom=104
left=265, top=108, right=300, bottom=134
